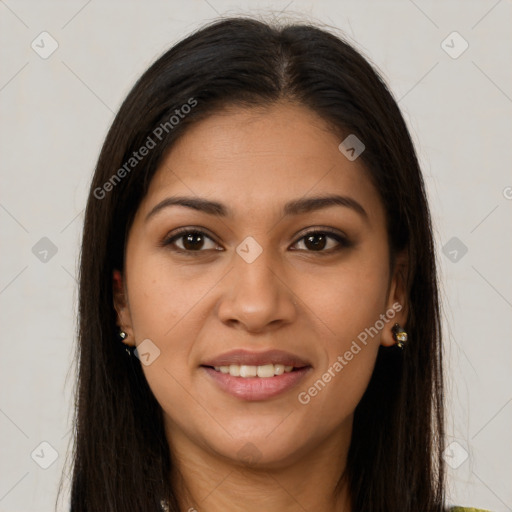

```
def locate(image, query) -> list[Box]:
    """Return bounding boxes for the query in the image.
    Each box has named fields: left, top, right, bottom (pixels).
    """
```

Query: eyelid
left=293, top=225, right=349, bottom=243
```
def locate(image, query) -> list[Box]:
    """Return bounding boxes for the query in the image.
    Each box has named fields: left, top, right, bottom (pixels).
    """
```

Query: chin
left=207, top=433, right=307, bottom=471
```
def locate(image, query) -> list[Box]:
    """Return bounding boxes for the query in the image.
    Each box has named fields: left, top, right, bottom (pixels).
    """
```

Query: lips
left=202, top=366, right=311, bottom=401
left=200, top=349, right=312, bottom=400
left=201, top=349, right=311, bottom=369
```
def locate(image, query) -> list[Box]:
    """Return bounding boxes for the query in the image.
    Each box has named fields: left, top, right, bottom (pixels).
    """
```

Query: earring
left=119, top=330, right=133, bottom=356
left=391, top=323, right=408, bottom=349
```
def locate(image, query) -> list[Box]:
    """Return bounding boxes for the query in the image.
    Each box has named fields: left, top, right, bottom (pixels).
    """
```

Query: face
left=114, top=101, right=407, bottom=470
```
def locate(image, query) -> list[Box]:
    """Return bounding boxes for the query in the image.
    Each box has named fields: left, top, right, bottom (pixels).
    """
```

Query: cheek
left=299, top=345, right=377, bottom=436
left=123, top=252, right=221, bottom=403
left=287, top=256, right=390, bottom=422
left=296, top=283, right=384, bottom=427
left=295, top=250, right=390, bottom=343
left=125, top=260, right=200, bottom=420
left=127, top=257, right=215, bottom=339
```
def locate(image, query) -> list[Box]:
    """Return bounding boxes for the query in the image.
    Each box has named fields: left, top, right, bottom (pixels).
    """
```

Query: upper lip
left=201, top=349, right=311, bottom=368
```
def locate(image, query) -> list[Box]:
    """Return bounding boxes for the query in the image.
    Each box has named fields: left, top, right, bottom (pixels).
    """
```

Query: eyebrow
left=145, top=194, right=369, bottom=223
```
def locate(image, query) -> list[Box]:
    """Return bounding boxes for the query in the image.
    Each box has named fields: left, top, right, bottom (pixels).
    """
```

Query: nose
left=216, top=246, right=298, bottom=333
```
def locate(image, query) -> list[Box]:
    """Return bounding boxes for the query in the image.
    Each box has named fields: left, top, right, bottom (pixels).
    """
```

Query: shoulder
left=449, top=507, right=493, bottom=512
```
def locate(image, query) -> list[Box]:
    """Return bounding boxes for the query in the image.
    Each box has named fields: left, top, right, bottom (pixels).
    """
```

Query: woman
left=65, top=16, right=490, bottom=512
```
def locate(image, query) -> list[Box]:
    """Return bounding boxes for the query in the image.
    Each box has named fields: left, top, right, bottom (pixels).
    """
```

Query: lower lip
left=201, top=366, right=311, bottom=401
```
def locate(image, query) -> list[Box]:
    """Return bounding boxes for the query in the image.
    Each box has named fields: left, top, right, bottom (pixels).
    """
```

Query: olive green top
left=450, top=507, right=492, bottom=512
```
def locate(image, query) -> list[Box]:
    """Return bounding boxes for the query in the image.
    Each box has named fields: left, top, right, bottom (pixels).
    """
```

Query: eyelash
left=161, top=227, right=352, bottom=256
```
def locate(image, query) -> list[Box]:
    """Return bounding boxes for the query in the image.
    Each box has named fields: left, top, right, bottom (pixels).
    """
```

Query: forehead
left=139, top=102, right=385, bottom=224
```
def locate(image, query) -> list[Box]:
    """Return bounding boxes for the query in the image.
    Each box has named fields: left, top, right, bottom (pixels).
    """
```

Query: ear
left=113, top=269, right=135, bottom=346
left=380, top=249, right=409, bottom=348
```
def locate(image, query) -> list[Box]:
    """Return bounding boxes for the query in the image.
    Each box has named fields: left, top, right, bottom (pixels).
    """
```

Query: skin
left=113, top=101, right=408, bottom=512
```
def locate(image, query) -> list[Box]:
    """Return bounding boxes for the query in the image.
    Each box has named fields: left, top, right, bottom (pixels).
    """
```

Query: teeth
left=240, top=365, right=257, bottom=378
left=274, top=364, right=285, bottom=375
left=212, top=364, right=296, bottom=378
left=257, top=364, right=274, bottom=378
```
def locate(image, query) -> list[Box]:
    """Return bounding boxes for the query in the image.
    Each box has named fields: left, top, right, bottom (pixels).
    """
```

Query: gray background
left=0, top=1, right=511, bottom=511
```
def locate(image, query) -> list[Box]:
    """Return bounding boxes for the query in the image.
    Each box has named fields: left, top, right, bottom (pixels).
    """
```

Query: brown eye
left=304, top=233, right=329, bottom=251
left=163, top=229, right=220, bottom=253
left=292, top=230, right=351, bottom=253
left=180, top=232, right=207, bottom=251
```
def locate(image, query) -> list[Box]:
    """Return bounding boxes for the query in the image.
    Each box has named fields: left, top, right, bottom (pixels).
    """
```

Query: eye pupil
left=305, top=233, right=327, bottom=251
left=183, top=232, right=204, bottom=250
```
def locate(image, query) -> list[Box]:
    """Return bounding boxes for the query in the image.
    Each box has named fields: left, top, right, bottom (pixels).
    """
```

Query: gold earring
left=391, top=323, right=408, bottom=349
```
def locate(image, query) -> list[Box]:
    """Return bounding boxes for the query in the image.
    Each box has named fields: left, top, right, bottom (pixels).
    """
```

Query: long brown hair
left=65, top=16, right=446, bottom=511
